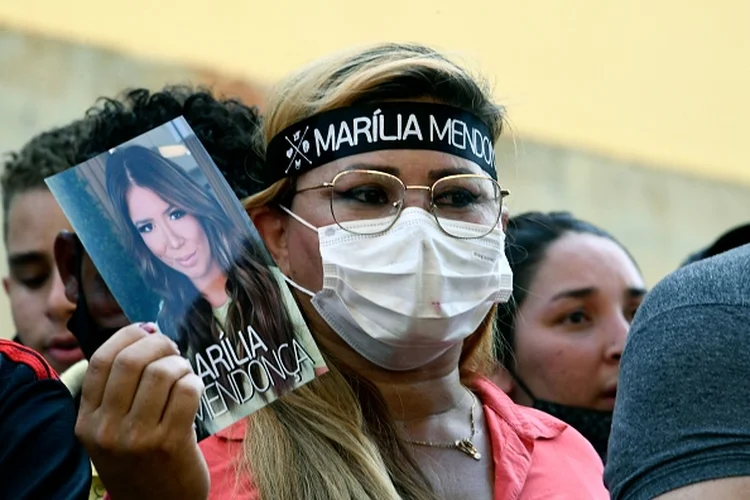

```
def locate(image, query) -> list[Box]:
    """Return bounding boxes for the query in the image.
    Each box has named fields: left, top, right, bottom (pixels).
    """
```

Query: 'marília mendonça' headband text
left=264, top=102, right=497, bottom=184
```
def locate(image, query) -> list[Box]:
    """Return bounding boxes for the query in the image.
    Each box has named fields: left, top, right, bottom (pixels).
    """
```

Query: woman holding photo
left=79, top=44, right=607, bottom=500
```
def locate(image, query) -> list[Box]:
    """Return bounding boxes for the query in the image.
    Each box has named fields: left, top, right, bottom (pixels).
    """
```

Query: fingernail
left=140, top=322, right=158, bottom=334
left=170, top=340, right=181, bottom=354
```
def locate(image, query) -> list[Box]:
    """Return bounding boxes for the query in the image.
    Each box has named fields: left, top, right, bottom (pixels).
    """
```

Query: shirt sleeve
left=605, top=255, right=750, bottom=500
left=0, top=341, right=92, bottom=499
left=60, top=358, right=90, bottom=396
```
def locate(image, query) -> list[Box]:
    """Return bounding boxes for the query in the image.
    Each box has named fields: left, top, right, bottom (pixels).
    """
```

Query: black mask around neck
left=530, top=399, right=612, bottom=462
left=511, top=371, right=612, bottom=462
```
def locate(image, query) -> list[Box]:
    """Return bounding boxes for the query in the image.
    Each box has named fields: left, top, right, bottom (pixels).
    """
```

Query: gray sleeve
left=605, top=250, right=750, bottom=500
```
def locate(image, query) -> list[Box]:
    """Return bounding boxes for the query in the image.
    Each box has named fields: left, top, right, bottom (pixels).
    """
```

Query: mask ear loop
left=505, top=365, right=539, bottom=402
left=277, top=204, right=319, bottom=233
left=282, top=273, right=315, bottom=298
left=273, top=205, right=319, bottom=298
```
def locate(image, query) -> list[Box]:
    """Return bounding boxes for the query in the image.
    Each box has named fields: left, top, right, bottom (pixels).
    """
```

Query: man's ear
left=54, top=231, right=81, bottom=304
left=501, top=205, right=510, bottom=232
left=248, top=205, right=290, bottom=274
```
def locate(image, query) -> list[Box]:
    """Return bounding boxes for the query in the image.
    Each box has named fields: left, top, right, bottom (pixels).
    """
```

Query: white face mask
left=281, top=206, right=514, bottom=371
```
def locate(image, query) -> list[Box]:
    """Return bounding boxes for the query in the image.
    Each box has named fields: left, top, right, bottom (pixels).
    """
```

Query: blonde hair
left=242, top=43, right=505, bottom=500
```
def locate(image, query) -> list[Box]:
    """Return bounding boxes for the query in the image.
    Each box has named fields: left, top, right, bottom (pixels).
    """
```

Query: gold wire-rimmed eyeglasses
left=294, top=169, right=510, bottom=239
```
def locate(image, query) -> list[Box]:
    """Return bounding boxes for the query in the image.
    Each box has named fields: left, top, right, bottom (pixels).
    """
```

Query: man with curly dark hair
left=1, top=119, right=91, bottom=375
left=78, top=86, right=262, bottom=199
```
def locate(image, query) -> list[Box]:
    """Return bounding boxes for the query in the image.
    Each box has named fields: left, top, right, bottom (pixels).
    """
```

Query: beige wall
left=497, top=137, right=750, bottom=285
left=1, top=0, right=749, bottom=186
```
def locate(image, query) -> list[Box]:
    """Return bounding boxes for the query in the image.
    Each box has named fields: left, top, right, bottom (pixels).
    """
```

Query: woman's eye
left=137, top=223, right=153, bottom=234
left=337, top=186, right=390, bottom=205
left=625, top=305, right=641, bottom=322
left=170, top=209, right=186, bottom=220
left=433, top=188, right=480, bottom=208
left=561, top=310, right=590, bottom=326
left=20, top=274, right=49, bottom=290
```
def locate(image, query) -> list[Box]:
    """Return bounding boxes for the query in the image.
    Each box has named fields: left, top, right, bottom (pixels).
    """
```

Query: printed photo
left=46, top=117, right=327, bottom=437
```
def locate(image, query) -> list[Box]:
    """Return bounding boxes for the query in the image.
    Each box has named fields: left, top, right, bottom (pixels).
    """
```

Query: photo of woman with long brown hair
left=104, top=143, right=324, bottom=430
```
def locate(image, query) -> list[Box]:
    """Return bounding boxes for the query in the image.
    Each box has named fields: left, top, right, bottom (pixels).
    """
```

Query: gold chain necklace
left=404, top=388, right=482, bottom=461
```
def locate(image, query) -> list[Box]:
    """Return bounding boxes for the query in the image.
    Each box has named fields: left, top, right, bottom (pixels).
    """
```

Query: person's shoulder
left=0, top=338, right=74, bottom=417
left=0, top=340, right=92, bottom=499
left=509, top=401, right=607, bottom=496
left=625, top=243, right=750, bottom=361
left=0, top=338, right=57, bottom=382
left=474, top=378, right=564, bottom=435
left=474, top=379, right=607, bottom=497
left=513, top=403, right=603, bottom=463
left=636, top=243, right=750, bottom=324
left=474, top=377, right=600, bottom=454
left=606, top=245, right=750, bottom=500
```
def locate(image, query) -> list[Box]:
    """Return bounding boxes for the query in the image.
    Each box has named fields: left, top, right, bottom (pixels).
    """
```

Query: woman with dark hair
left=491, top=211, right=646, bottom=460
left=106, top=146, right=233, bottom=325
left=105, top=145, right=324, bottom=428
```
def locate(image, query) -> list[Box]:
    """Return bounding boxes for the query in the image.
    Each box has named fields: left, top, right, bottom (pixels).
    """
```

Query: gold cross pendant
left=455, top=439, right=482, bottom=461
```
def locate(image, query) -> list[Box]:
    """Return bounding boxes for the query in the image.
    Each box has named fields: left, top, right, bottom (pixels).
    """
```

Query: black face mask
left=511, top=372, right=612, bottom=462
left=66, top=240, right=119, bottom=360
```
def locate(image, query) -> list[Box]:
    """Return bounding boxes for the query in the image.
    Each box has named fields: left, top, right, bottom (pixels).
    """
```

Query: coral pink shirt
left=199, top=377, right=607, bottom=499
left=198, top=418, right=254, bottom=498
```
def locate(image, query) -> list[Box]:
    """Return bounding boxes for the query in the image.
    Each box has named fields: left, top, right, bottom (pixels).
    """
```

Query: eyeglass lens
left=329, top=170, right=503, bottom=237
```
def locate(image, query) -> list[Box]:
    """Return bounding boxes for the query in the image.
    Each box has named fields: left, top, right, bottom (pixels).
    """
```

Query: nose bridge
left=47, top=266, right=74, bottom=317
left=604, top=309, right=630, bottom=357
left=163, top=220, right=184, bottom=248
left=402, top=184, right=432, bottom=210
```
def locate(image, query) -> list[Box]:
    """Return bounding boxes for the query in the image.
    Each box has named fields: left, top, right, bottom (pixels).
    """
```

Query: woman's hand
left=76, top=324, right=209, bottom=499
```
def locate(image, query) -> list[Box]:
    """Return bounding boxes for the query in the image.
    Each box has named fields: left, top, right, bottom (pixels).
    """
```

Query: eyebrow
left=427, top=167, right=479, bottom=181
left=550, top=286, right=648, bottom=302
left=626, top=287, right=648, bottom=299
left=132, top=204, right=176, bottom=227
left=8, top=251, right=48, bottom=268
left=343, top=163, right=400, bottom=176
left=343, top=163, right=478, bottom=181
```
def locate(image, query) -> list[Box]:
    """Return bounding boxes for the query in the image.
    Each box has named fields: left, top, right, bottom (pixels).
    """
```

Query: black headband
left=264, top=102, right=497, bottom=184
